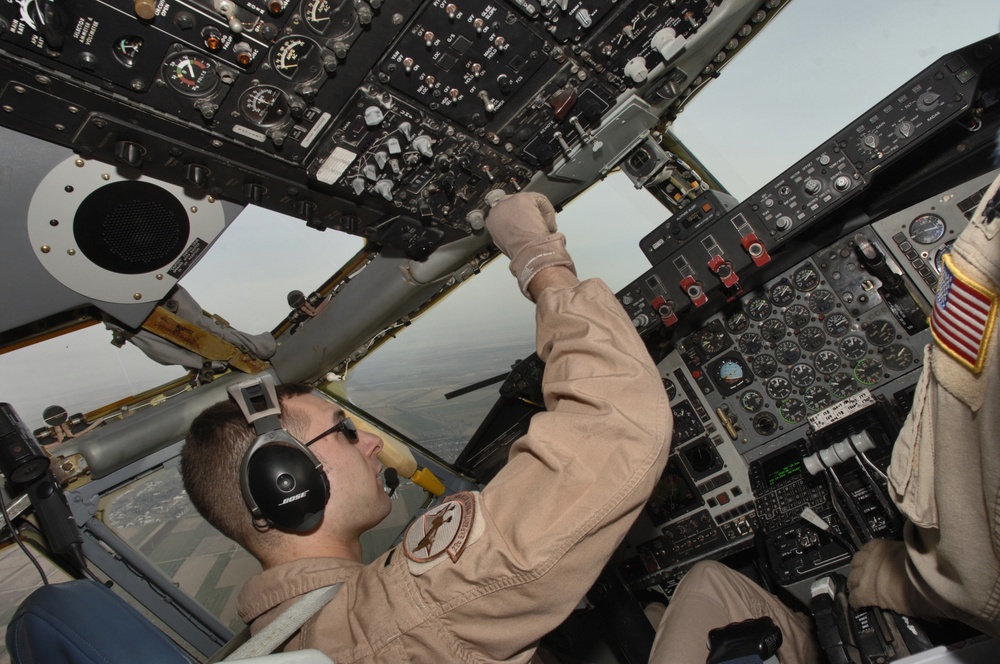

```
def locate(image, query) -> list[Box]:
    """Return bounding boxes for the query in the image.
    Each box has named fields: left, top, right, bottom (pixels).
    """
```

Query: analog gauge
left=933, top=242, right=954, bottom=275
left=714, top=358, right=748, bottom=391
left=696, top=327, right=727, bottom=357
left=803, top=385, right=833, bottom=411
left=775, top=340, right=801, bottom=365
left=882, top=344, right=914, bottom=372
left=789, top=363, right=816, bottom=388
left=814, top=350, right=841, bottom=375
left=271, top=36, right=323, bottom=82
left=740, top=390, right=764, bottom=413
left=162, top=52, right=220, bottom=97
left=809, top=289, right=836, bottom=314
left=239, top=85, right=290, bottom=126
left=784, top=304, right=811, bottom=330
left=725, top=311, right=750, bottom=334
left=746, top=296, right=772, bottom=321
left=839, top=335, right=868, bottom=362
left=753, top=412, right=779, bottom=436
left=793, top=264, right=821, bottom=292
left=778, top=398, right=807, bottom=424
left=753, top=354, right=777, bottom=379
left=766, top=376, right=792, bottom=401
left=768, top=281, right=795, bottom=307
left=662, top=377, right=677, bottom=401
left=739, top=332, right=764, bottom=356
left=864, top=319, right=897, bottom=346
left=114, top=36, right=144, bottom=68
left=854, top=357, right=884, bottom=385
left=302, top=0, right=355, bottom=35
left=829, top=371, right=857, bottom=400
left=824, top=312, right=851, bottom=337
left=798, top=326, right=826, bottom=352
left=909, top=213, right=946, bottom=245
left=761, top=319, right=788, bottom=343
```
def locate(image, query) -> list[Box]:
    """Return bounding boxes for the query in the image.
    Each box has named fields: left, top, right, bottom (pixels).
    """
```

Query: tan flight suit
left=237, top=279, right=672, bottom=662
left=848, top=172, right=1000, bottom=637
left=648, top=561, right=819, bottom=664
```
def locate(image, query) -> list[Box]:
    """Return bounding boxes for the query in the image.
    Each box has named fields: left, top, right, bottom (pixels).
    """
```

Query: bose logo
left=279, top=490, right=310, bottom=506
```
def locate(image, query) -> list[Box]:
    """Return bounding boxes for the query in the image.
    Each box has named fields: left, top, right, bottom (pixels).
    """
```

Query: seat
left=6, top=579, right=193, bottom=664
left=6, top=578, right=335, bottom=664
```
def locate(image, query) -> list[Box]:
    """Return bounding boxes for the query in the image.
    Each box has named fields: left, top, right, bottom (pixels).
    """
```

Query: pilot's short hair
left=181, top=382, right=312, bottom=558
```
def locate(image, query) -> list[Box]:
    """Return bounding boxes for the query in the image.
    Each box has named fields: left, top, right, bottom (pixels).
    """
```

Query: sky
left=1, top=0, right=998, bottom=430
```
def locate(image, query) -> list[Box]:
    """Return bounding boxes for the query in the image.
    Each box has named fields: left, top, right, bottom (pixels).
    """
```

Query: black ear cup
left=239, top=432, right=330, bottom=533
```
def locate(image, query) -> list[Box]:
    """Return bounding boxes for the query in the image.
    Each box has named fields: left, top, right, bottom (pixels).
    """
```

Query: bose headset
left=228, top=375, right=330, bottom=533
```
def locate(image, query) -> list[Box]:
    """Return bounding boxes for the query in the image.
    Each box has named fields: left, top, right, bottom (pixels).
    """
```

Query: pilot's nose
left=359, top=429, right=383, bottom=458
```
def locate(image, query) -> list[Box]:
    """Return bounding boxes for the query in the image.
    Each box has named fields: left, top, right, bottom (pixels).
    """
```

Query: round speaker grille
left=74, top=181, right=189, bottom=274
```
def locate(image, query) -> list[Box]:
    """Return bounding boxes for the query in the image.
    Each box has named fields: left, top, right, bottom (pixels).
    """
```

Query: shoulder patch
left=402, top=492, right=484, bottom=575
left=931, top=252, right=998, bottom=374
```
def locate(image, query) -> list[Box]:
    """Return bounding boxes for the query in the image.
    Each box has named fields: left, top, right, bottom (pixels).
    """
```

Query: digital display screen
left=760, top=447, right=804, bottom=488
left=646, top=458, right=701, bottom=525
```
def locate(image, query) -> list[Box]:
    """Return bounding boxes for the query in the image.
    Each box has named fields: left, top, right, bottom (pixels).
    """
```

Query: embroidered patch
left=403, top=492, right=483, bottom=575
left=931, top=253, right=997, bottom=373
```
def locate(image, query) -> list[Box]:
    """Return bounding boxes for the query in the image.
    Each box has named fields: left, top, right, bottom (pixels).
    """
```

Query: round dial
left=909, top=213, right=946, bottom=245
left=824, top=312, right=851, bottom=337
left=715, top=358, right=746, bottom=388
left=814, top=350, right=841, bottom=375
left=739, top=332, right=764, bottom=356
left=854, top=358, right=884, bottom=385
left=775, top=340, right=801, bottom=365
left=934, top=242, right=954, bottom=275
left=753, top=412, right=779, bottom=436
left=839, top=335, right=868, bottom=362
left=768, top=281, right=795, bottom=307
left=271, top=36, right=324, bottom=82
left=784, top=304, right=811, bottom=330
left=799, top=326, right=826, bottom=352
left=793, top=264, right=821, bottom=292
left=789, top=363, right=816, bottom=388
left=829, top=371, right=857, bottom=400
left=752, top=354, right=777, bottom=378
left=662, top=377, right=677, bottom=401
left=766, top=376, right=792, bottom=401
left=882, top=344, right=914, bottom=372
left=302, top=0, right=356, bottom=36
left=803, top=385, right=832, bottom=411
left=725, top=311, right=749, bottom=334
left=864, top=319, right=897, bottom=346
left=114, top=36, right=144, bottom=68
left=239, top=85, right=290, bottom=126
left=740, top=390, right=764, bottom=413
left=162, top=52, right=220, bottom=97
left=761, top=319, right=788, bottom=343
left=778, top=398, right=807, bottom=424
left=696, top=328, right=727, bottom=356
left=746, top=296, right=772, bottom=321
left=809, top=289, right=836, bottom=314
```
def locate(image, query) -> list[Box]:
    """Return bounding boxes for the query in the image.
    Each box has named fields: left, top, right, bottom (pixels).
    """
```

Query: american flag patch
left=931, top=253, right=997, bottom=373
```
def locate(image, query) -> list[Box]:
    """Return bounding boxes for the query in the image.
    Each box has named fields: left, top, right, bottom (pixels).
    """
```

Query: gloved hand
left=847, top=538, right=948, bottom=619
left=485, top=192, right=576, bottom=300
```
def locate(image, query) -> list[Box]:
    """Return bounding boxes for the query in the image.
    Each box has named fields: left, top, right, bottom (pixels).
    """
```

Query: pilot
left=181, top=192, right=672, bottom=661
left=847, top=167, right=1000, bottom=637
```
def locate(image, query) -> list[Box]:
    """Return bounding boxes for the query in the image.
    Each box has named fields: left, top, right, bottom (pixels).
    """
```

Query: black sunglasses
left=304, top=417, right=359, bottom=446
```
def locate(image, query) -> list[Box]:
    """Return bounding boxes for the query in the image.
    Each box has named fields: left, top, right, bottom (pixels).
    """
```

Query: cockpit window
left=344, top=173, right=664, bottom=463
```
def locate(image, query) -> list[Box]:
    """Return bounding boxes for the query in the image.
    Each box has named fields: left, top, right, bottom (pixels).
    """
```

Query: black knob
left=244, top=182, right=265, bottom=205
left=114, top=140, right=145, bottom=168
left=184, top=163, right=209, bottom=188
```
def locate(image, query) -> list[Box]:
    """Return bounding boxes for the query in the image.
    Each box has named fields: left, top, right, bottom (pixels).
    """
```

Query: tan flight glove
left=847, top=538, right=948, bottom=619
left=485, top=192, right=576, bottom=300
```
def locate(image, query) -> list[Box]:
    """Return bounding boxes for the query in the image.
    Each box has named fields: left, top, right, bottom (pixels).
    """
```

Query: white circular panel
left=27, top=157, right=225, bottom=305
